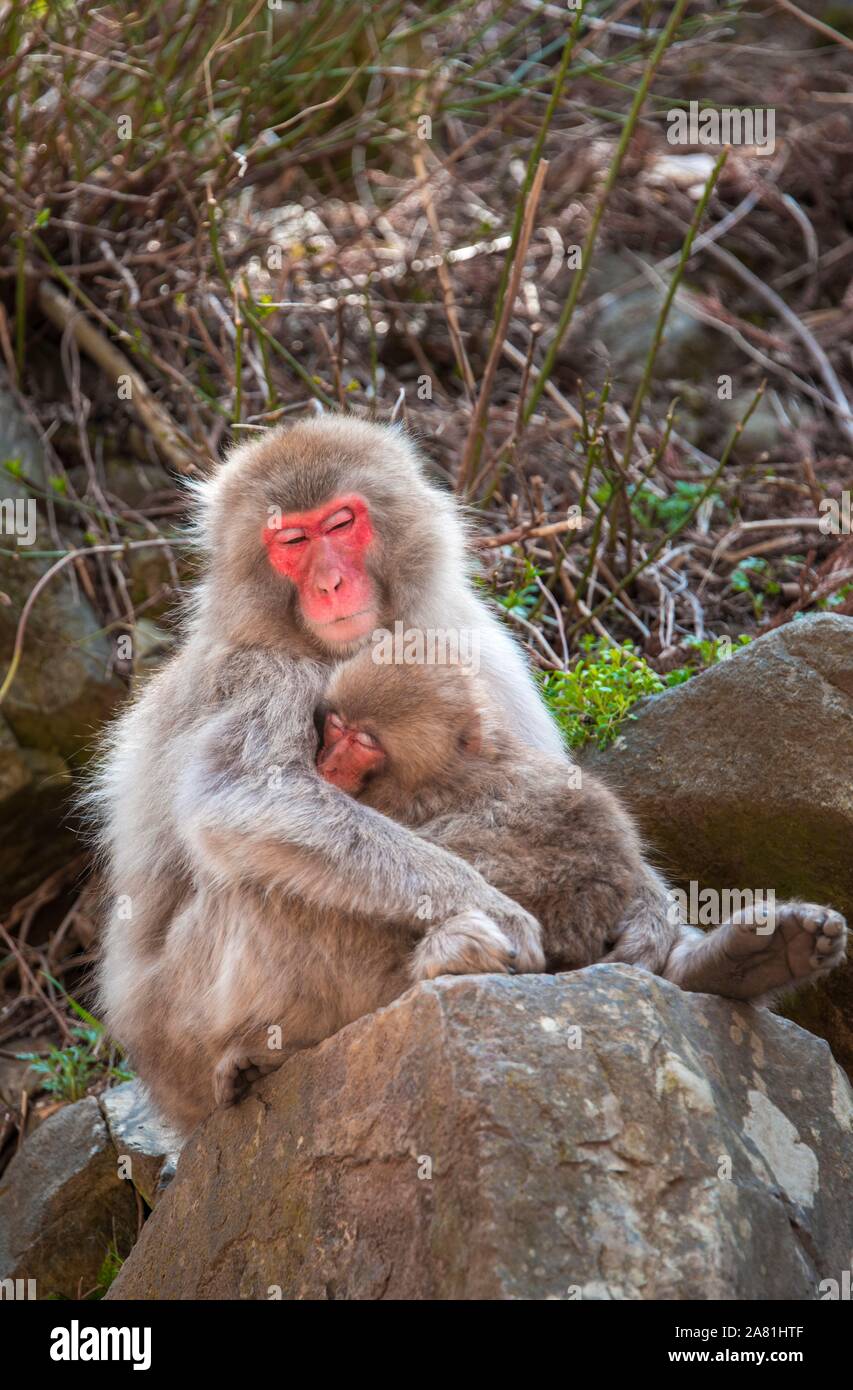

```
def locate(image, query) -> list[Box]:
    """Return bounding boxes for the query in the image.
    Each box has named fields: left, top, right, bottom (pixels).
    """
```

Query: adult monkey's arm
left=176, top=712, right=545, bottom=971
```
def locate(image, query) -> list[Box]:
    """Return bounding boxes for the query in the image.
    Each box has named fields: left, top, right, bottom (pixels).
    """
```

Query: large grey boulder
left=0, top=1096, right=137, bottom=1299
left=0, top=1080, right=181, bottom=1299
left=585, top=614, right=853, bottom=1076
left=107, top=967, right=853, bottom=1301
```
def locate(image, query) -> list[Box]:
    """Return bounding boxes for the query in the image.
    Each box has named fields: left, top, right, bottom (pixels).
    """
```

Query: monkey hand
left=411, top=905, right=544, bottom=982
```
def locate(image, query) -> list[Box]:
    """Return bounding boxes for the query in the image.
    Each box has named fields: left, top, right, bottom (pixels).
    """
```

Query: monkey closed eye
left=316, top=709, right=385, bottom=796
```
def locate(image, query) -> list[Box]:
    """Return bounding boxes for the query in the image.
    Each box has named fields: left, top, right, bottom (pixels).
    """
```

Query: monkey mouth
left=312, top=608, right=377, bottom=644
left=321, top=609, right=372, bottom=627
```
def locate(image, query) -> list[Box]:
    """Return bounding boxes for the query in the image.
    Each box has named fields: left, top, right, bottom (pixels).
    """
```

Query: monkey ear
left=457, top=711, right=482, bottom=757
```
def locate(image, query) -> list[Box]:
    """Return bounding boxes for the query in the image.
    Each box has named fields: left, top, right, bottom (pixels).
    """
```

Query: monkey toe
left=700, top=903, right=849, bottom=998
left=214, top=1052, right=258, bottom=1108
left=773, top=903, right=847, bottom=979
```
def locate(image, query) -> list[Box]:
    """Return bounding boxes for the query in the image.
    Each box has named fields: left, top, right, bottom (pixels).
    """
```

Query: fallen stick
left=38, top=280, right=203, bottom=476
left=473, top=516, right=588, bottom=550
left=722, top=535, right=804, bottom=565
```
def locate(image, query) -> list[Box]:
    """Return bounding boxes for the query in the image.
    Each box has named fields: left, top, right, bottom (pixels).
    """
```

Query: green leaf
left=41, top=971, right=104, bottom=1031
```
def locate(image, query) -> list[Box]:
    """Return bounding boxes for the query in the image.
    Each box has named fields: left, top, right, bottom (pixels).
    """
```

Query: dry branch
left=457, top=158, right=549, bottom=492
left=38, top=281, right=205, bottom=476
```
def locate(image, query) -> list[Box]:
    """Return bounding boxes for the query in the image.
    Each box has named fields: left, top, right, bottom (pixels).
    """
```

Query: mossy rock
left=0, top=381, right=126, bottom=906
left=0, top=549, right=123, bottom=765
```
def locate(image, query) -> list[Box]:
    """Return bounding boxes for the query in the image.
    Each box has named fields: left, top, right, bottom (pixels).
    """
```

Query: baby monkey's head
left=316, top=650, right=488, bottom=801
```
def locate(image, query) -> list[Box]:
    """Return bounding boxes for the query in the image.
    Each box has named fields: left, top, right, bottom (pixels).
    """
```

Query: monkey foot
left=214, top=1048, right=282, bottom=1108
left=411, top=909, right=541, bottom=982
left=672, top=903, right=847, bottom=1001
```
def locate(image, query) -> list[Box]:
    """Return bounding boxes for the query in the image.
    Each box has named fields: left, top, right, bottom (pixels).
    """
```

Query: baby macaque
left=318, top=652, right=849, bottom=998
left=317, top=652, right=648, bottom=973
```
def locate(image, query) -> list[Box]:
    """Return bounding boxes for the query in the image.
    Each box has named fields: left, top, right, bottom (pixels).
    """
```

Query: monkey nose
left=316, top=568, right=343, bottom=595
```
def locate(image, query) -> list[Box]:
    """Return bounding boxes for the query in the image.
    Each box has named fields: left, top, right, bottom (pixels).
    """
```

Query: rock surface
left=0, top=1096, right=137, bottom=1298
left=0, top=382, right=123, bottom=906
left=0, top=1080, right=181, bottom=1298
left=108, top=967, right=853, bottom=1301
left=101, top=1080, right=182, bottom=1208
left=585, top=613, right=853, bottom=1076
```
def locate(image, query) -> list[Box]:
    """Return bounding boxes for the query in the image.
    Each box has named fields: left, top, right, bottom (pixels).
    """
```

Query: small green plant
left=631, top=480, right=723, bottom=531
left=493, top=558, right=543, bottom=620
left=539, top=634, right=751, bottom=750
left=16, top=978, right=132, bottom=1102
left=729, top=556, right=781, bottom=616
left=18, top=1024, right=132, bottom=1102
left=819, top=583, right=852, bottom=611
left=45, top=1241, right=127, bottom=1301
left=539, top=639, right=672, bottom=750
left=93, top=1242, right=125, bottom=1298
left=684, top=632, right=751, bottom=665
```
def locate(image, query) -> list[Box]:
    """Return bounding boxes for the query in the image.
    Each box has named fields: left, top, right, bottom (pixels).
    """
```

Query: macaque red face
left=262, top=494, right=378, bottom=645
left=316, top=710, right=385, bottom=796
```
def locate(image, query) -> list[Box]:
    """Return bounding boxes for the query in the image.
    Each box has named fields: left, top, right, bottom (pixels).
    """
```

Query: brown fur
left=322, top=654, right=649, bottom=972
left=322, top=653, right=849, bottom=1001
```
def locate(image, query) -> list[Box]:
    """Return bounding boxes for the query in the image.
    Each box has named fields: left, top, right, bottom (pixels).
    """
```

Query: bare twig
left=38, top=282, right=203, bottom=475
left=457, top=159, right=548, bottom=492
left=0, top=539, right=188, bottom=706
left=472, top=516, right=587, bottom=550
left=412, top=147, right=475, bottom=398
left=774, top=0, right=853, bottom=52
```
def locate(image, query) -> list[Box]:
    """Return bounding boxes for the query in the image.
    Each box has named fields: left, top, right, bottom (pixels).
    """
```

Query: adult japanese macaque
left=317, top=653, right=848, bottom=992
left=93, top=418, right=847, bottom=1134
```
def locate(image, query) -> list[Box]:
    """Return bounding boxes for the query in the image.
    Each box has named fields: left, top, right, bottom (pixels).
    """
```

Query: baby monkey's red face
left=317, top=710, right=386, bottom=796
